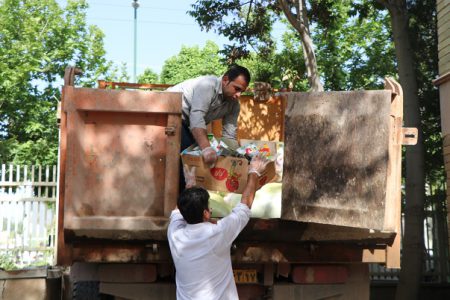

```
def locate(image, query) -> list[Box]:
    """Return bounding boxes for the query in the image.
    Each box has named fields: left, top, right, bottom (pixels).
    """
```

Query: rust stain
left=78, top=203, right=95, bottom=216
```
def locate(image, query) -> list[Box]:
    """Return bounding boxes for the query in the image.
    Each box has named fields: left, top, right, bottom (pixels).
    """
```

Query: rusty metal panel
left=61, top=86, right=181, bottom=239
left=281, top=90, right=392, bottom=230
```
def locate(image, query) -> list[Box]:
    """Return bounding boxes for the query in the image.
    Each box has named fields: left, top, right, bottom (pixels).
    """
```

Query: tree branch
left=300, top=0, right=310, bottom=36
left=376, top=0, right=392, bottom=10
left=245, top=0, right=253, bottom=26
left=278, top=0, right=303, bottom=33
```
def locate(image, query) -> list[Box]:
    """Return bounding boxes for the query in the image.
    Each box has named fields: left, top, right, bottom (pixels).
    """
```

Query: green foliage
left=109, top=62, right=131, bottom=83
left=0, top=250, right=54, bottom=270
left=237, top=42, right=308, bottom=91
left=138, top=68, right=159, bottom=84
left=189, top=1, right=278, bottom=62
left=160, top=41, right=226, bottom=84
left=313, top=1, right=396, bottom=90
left=237, top=48, right=276, bottom=83
left=272, top=32, right=309, bottom=91
left=0, top=252, right=18, bottom=270
left=407, top=1, right=443, bottom=186
left=0, top=0, right=121, bottom=165
left=232, top=1, right=394, bottom=92
left=189, top=1, right=397, bottom=91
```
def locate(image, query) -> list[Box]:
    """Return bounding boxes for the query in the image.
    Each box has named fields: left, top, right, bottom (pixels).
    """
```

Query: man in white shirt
left=168, top=155, right=268, bottom=300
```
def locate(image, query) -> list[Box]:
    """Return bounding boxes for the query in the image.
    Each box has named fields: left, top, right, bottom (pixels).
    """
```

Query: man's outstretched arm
left=240, top=154, right=269, bottom=209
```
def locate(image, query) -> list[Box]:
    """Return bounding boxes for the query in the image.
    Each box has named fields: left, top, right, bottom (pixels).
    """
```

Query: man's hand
left=183, top=164, right=197, bottom=188
left=248, top=154, right=270, bottom=177
left=201, top=147, right=217, bottom=168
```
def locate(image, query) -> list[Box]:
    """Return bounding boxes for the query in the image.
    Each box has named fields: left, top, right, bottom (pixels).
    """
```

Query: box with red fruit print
left=181, top=139, right=277, bottom=194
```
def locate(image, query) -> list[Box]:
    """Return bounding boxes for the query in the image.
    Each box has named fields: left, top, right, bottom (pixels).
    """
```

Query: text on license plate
left=233, top=269, right=258, bottom=284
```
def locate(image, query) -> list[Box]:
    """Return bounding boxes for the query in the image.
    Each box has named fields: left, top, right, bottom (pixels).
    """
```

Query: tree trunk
left=381, top=1, right=426, bottom=299
left=278, top=0, right=324, bottom=91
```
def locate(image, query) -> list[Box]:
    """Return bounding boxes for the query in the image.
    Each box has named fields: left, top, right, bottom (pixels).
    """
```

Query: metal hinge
left=165, top=126, right=176, bottom=136
left=401, top=128, right=418, bottom=145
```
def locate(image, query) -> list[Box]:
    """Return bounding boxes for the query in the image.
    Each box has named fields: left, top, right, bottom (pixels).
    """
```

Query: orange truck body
left=57, top=72, right=415, bottom=299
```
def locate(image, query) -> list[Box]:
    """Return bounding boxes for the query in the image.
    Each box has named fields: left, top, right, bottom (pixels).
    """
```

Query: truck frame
left=57, top=67, right=416, bottom=300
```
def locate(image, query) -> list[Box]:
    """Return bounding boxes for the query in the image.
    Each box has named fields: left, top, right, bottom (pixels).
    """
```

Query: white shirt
left=166, top=75, right=240, bottom=140
left=168, top=203, right=251, bottom=300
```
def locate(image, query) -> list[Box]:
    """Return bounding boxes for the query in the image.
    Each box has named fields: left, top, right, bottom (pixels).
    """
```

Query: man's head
left=222, top=65, right=251, bottom=101
left=178, top=187, right=212, bottom=224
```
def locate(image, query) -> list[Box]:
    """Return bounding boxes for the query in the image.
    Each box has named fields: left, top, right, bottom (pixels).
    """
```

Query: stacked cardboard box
left=181, top=139, right=277, bottom=194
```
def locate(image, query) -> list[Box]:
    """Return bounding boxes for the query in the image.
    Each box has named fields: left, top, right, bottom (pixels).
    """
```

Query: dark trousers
left=179, top=121, right=196, bottom=193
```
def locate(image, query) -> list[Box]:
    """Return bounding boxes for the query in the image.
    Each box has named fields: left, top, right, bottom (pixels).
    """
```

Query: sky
left=57, top=0, right=286, bottom=82
left=58, top=0, right=228, bottom=78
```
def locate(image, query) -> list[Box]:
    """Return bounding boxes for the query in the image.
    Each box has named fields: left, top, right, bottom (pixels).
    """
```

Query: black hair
left=224, top=65, right=251, bottom=85
left=178, top=187, right=210, bottom=224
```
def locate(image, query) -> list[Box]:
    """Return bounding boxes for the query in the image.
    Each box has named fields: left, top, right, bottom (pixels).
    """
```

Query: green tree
left=189, top=0, right=324, bottom=91
left=138, top=68, right=159, bottom=84
left=190, top=2, right=444, bottom=293
left=374, top=1, right=441, bottom=298
left=235, top=2, right=395, bottom=92
left=0, top=0, right=120, bottom=165
left=160, top=41, right=226, bottom=84
left=313, top=2, right=396, bottom=91
left=236, top=38, right=308, bottom=91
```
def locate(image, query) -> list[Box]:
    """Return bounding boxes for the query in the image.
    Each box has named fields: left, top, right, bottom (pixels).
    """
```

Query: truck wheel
left=72, top=281, right=100, bottom=300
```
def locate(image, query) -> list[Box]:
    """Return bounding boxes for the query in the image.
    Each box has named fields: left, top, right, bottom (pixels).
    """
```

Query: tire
left=72, top=281, right=100, bottom=300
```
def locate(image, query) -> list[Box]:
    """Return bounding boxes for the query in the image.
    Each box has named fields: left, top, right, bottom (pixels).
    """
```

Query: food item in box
left=209, top=135, right=220, bottom=153
left=237, top=141, right=277, bottom=160
left=259, top=143, right=272, bottom=156
left=184, top=149, right=202, bottom=156
left=274, top=142, right=284, bottom=182
left=209, top=182, right=282, bottom=219
left=183, top=138, right=265, bottom=160
left=181, top=138, right=277, bottom=194
left=236, top=143, right=259, bottom=158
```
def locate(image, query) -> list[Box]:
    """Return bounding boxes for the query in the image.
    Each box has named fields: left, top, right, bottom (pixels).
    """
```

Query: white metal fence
left=370, top=190, right=449, bottom=283
left=0, top=164, right=57, bottom=268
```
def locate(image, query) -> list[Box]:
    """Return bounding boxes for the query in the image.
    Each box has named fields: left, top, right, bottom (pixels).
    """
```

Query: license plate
left=233, top=269, right=258, bottom=284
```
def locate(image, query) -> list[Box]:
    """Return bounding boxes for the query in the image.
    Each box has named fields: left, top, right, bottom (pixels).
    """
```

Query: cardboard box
left=181, top=140, right=276, bottom=193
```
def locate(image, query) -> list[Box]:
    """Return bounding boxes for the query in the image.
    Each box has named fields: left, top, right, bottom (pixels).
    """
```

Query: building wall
left=438, top=0, right=450, bottom=75
left=436, top=0, right=450, bottom=251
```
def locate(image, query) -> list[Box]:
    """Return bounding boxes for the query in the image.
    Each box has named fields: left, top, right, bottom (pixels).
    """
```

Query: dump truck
left=57, top=67, right=417, bottom=299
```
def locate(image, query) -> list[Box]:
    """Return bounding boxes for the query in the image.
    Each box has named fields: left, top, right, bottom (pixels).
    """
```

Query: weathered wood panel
left=439, top=78, right=450, bottom=135
left=281, top=90, right=392, bottom=230
left=437, top=0, right=450, bottom=25
left=63, top=86, right=182, bottom=114
left=61, top=87, right=181, bottom=239
left=439, top=52, right=450, bottom=75
left=437, top=0, right=450, bottom=75
left=438, top=42, right=450, bottom=65
left=383, top=78, right=403, bottom=268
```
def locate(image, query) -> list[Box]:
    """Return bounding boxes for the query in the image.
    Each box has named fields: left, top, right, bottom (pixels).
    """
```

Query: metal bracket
left=264, top=263, right=274, bottom=286
left=401, top=128, right=418, bottom=145
left=64, top=66, right=82, bottom=86
left=165, top=126, right=176, bottom=136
